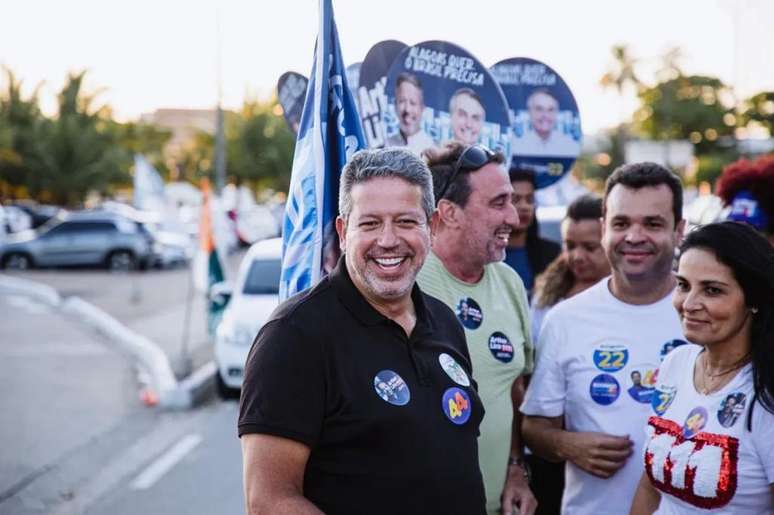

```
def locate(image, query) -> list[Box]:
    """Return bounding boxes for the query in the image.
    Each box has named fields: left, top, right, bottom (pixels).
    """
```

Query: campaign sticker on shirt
left=442, top=387, right=472, bottom=425
left=651, top=386, right=676, bottom=416
left=455, top=297, right=483, bottom=329
left=373, top=370, right=411, bottom=406
left=659, top=339, right=688, bottom=362
left=488, top=332, right=514, bottom=363
left=627, top=364, right=658, bottom=404
left=717, top=392, right=746, bottom=428
left=683, top=407, right=708, bottom=438
left=439, top=353, right=471, bottom=386
left=592, top=344, right=629, bottom=372
left=589, top=374, right=620, bottom=405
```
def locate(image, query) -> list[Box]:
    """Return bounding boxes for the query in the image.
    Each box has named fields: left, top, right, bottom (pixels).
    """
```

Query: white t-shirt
left=645, top=345, right=774, bottom=514
left=521, top=278, right=687, bottom=515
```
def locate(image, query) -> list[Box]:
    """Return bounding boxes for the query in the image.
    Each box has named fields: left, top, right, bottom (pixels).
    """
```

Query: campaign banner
left=279, top=0, right=366, bottom=300
left=277, top=71, right=309, bottom=135
left=346, top=62, right=362, bottom=114
left=491, top=57, right=581, bottom=188
left=383, top=41, right=511, bottom=158
left=357, top=40, right=407, bottom=148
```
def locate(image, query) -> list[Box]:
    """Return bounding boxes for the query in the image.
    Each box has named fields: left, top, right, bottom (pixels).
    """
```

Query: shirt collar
left=329, top=256, right=433, bottom=336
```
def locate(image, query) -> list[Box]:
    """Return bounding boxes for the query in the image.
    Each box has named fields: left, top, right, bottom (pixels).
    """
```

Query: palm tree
left=600, top=45, right=643, bottom=167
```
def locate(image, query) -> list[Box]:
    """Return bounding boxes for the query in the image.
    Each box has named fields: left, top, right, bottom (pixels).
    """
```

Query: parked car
left=0, top=210, right=154, bottom=271
left=536, top=204, right=567, bottom=244
left=214, top=237, right=281, bottom=397
left=10, top=201, right=61, bottom=229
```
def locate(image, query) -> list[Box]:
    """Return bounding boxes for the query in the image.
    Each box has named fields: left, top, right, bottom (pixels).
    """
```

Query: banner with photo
left=357, top=40, right=407, bottom=148
left=277, top=71, right=309, bottom=135
left=384, top=41, right=511, bottom=158
left=491, top=57, right=581, bottom=189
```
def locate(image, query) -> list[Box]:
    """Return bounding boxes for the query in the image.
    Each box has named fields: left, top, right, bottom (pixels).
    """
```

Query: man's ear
left=674, top=218, right=686, bottom=245
left=335, top=216, right=347, bottom=251
left=436, top=199, right=461, bottom=229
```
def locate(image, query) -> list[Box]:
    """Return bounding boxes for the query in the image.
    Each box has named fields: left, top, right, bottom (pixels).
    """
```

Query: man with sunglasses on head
left=418, top=143, right=537, bottom=515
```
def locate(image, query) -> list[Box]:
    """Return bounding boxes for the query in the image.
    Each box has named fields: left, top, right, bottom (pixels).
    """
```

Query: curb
left=0, top=273, right=213, bottom=410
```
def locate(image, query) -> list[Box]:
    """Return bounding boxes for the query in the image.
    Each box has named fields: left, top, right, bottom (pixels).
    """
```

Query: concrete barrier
left=0, top=273, right=206, bottom=409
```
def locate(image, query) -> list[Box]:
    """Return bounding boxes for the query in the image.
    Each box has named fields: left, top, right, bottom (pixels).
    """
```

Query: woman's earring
left=751, top=307, right=759, bottom=314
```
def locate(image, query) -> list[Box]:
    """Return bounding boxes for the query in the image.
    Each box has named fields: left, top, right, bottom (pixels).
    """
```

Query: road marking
left=130, top=433, right=203, bottom=490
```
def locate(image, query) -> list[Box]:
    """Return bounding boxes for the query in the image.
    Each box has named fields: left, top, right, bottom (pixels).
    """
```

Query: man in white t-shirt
left=521, top=162, right=688, bottom=515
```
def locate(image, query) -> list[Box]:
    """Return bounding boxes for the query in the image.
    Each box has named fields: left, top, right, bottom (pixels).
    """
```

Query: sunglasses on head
left=435, top=145, right=497, bottom=205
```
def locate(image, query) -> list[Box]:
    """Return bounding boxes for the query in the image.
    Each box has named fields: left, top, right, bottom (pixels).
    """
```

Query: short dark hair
left=603, top=162, right=683, bottom=225
left=679, top=221, right=774, bottom=428
left=396, top=72, right=423, bottom=93
left=508, top=167, right=536, bottom=186
left=566, top=194, right=603, bottom=222
left=424, top=142, right=505, bottom=208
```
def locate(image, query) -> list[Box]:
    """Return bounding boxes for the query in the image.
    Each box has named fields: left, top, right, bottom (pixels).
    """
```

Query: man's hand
left=558, top=431, right=633, bottom=478
left=500, top=463, right=537, bottom=515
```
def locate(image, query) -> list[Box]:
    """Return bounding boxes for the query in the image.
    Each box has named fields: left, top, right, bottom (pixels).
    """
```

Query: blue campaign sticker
left=592, top=344, right=629, bottom=372
left=456, top=297, right=483, bottom=330
left=488, top=331, right=514, bottom=363
left=373, top=370, right=411, bottom=406
left=442, top=387, right=472, bottom=425
left=683, top=406, right=709, bottom=438
left=651, top=386, right=677, bottom=416
left=589, top=374, right=620, bottom=406
left=660, top=339, right=688, bottom=361
left=627, top=364, right=658, bottom=404
left=717, top=392, right=746, bottom=428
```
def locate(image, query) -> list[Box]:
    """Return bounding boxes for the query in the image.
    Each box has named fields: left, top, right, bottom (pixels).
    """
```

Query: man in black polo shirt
left=239, top=148, right=487, bottom=515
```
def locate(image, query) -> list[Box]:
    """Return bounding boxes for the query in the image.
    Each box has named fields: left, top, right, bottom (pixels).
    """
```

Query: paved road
left=1, top=255, right=249, bottom=515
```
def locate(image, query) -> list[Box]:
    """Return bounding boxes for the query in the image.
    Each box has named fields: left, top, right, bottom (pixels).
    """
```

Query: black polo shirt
left=238, top=258, right=486, bottom=515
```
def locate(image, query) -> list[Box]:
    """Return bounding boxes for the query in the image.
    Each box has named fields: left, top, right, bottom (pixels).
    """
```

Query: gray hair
left=339, top=148, right=435, bottom=221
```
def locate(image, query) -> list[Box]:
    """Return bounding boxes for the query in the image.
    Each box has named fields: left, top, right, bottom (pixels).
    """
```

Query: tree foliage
left=0, top=68, right=171, bottom=205
left=633, top=75, right=735, bottom=155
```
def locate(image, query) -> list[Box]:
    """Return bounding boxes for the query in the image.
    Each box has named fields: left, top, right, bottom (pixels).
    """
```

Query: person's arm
left=629, top=472, right=660, bottom=515
left=501, top=376, right=537, bottom=515
left=522, top=415, right=633, bottom=478
left=242, top=434, right=322, bottom=515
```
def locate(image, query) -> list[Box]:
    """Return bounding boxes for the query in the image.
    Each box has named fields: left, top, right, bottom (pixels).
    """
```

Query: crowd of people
left=237, top=143, right=774, bottom=515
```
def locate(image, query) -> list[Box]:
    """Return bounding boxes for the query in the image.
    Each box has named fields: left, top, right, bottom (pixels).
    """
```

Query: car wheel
left=2, top=253, right=33, bottom=270
left=215, top=372, right=239, bottom=400
left=106, top=251, right=136, bottom=272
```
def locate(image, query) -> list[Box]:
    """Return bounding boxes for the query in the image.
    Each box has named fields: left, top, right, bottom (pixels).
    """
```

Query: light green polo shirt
left=417, top=251, right=533, bottom=515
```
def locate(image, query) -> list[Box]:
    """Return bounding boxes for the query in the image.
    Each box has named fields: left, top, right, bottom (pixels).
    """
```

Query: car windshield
left=243, top=258, right=281, bottom=295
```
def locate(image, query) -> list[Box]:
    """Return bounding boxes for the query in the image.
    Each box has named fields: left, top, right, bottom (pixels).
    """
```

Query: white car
left=214, top=237, right=281, bottom=397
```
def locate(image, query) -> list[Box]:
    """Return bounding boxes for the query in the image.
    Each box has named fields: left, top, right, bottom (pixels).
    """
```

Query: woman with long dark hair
left=630, top=221, right=774, bottom=514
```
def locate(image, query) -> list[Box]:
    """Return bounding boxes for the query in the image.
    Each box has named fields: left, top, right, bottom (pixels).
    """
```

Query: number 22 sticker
left=593, top=345, right=629, bottom=372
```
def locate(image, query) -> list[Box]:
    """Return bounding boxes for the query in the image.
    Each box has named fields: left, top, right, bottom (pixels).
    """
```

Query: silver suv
left=0, top=210, right=154, bottom=271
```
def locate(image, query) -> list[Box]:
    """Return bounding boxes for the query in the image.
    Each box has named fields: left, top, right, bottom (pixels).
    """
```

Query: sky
left=2, top=0, right=773, bottom=134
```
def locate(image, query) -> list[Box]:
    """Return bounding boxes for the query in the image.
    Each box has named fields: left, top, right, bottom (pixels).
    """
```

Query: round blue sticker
left=683, top=407, right=708, bottom=438
left=651, top=386, right=677, bottom=416
left=373, top=370, right=411, bottom=406
left=589, top=374, right=620, bottom=405
left=442, top=387, right=472, bottom=425
left=660, top=339, right=688, bottom=361
left=456, top=297, right=483, bottom=330
left=488, top=331, right=514, bottom=363
left=592, top=345, right=629, bottom=372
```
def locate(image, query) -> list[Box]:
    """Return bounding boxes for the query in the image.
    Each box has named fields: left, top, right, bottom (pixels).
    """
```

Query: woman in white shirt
left=630, top=221, right=774, bottom=514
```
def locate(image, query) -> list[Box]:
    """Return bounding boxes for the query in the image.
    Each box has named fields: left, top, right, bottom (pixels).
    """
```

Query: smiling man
left=418, top=143, right=536, bottom=515
left=386, top=73, right=436, bottom=156
left=449, top=88, right=485, bottom=146
left=520, top=162, right=689, bottom=515
left=239, top=148, right=487, bottom=515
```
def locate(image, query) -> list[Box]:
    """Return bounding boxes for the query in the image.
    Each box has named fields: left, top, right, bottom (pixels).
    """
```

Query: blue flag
left=279, top=0, right=366, bottom=301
